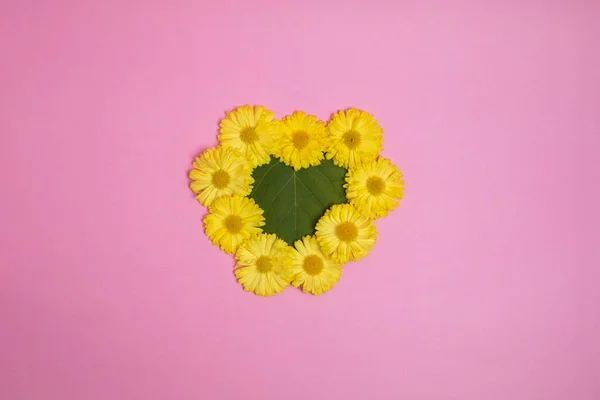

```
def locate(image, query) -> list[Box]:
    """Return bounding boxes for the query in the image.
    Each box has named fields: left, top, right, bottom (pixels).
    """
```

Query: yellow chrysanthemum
left=325, top=108, right=383, bottom=168
left=288, top=236, right=342, bottom=295
left=234, top=233, right=293, bottom=297
left=189, top=146, right=254, bottom=207
left=204, top=195, right=265, bottom=254
left=345, top=157, right=404, bottom=218
left=315, top=204, right=377, bottom=263
left=273, top=111, right=326, bottom=170
left=218, top=104, right=277, bottom=167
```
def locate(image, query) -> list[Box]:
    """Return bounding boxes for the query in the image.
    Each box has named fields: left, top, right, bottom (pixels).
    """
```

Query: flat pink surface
left=1, top=1, right=599, bottom=399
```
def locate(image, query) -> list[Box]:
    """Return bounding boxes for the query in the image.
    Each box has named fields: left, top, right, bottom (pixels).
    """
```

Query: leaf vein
left=279, top=205, right=295, bottom=223
left=252, top=159, right=281, bottom=193
left=263, top=174, right=293, bottom=211
left=314, top=167, right=335, bottom=186
left=293, top=172, right=297, bottom=238
left=296, top=175, right=324, bottom=208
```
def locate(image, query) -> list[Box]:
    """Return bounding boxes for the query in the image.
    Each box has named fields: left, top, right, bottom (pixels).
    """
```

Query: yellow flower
left=189, top=146, right=254, bottom=207
left=315, top=204, right=377, bottom=263
left=273, top=111, right=326, bottom=170
left=234, top=233, right=293, bottom=297
left=288, top=236, right=342, bottom=295
left=218, top=104, right=277, bottom=167
left=204, top=195, right=265, bottom=254
left=345, top=157, right=404, bottom=218
left=325, top=108, right=383, bottom=168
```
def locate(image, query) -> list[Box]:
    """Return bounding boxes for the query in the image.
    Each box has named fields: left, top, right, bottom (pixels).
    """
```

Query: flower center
left=292, top=131, right=309, bottom=150
left=303, top=255, right=324, bottom=276
left=224, top=215, right=243, bottom=234
left=366, top=176, right=386, bottom=195
left=335, top=222, right=358, bottom=242
left=255, top=256, right=272, bottom=273
left=240, top=127, right=258, bottom=143
left=343, top=131, right=361, bottom=149
left=211, top=169, right=230, bottom=189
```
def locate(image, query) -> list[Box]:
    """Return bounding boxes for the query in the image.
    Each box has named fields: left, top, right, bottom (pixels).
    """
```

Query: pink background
left=1, top=1, right=599, bottom=399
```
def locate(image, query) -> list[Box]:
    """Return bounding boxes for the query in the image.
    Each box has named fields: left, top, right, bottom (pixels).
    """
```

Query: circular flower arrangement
left=189, top=105, right=404, bottom=296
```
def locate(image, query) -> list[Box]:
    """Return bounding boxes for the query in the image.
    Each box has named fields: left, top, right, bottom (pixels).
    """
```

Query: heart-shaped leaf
left=249, top=158, right=348, bottom=245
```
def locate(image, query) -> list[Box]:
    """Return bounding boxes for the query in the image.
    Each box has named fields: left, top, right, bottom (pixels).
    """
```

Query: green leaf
left=249, top=157, right=348, bottom=245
